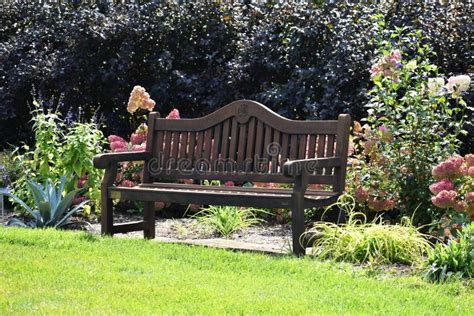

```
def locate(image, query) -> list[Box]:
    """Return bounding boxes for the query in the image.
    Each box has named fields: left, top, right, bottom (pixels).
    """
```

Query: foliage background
left=0, top=1, right=472, bottom=151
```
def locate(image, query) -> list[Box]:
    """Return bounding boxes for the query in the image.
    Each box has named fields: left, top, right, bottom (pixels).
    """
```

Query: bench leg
left=143, top=202, right=155, bottom=239
left=291, top=198, right=306, bottom=256
left=101, top=195, right=114, bottom=236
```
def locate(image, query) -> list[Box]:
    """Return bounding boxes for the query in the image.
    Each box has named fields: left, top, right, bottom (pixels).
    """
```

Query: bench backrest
left=144, top=100, right=350, bottom=192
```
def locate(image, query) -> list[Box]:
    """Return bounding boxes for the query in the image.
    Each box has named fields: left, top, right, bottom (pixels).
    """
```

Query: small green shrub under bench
left=0, top=228, right=472, bottom=315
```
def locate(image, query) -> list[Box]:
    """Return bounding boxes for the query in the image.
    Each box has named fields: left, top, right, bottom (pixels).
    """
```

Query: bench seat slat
left=109, top=183, right=339, bottom=209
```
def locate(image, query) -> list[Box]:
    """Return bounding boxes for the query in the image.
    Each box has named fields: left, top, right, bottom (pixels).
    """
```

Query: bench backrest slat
left=146, top=100, right=350, bottom=192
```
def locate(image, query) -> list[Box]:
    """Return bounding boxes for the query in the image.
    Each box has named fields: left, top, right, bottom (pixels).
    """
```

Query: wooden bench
left=93, top=100, right=351, bottom=255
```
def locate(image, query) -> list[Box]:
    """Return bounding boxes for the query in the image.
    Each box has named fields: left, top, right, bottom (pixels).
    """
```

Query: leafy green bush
left=0, top=2, right=471, bottom=153
left=11, top=100, right=105, bottom=213
left=6, top=176, right=88, bottom=228
left=194, top=206, right=265, bottom=238
left=424, top=223, right=474, bottom=282
left=305, top=195, right=430, bottom=265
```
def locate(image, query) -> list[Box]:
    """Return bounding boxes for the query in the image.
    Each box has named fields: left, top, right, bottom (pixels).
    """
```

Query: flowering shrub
left=429, top=155, right=474, bottom=237
left=349, top=26, right=470, bottom=225
left=109, top=86, right=181, bottom=211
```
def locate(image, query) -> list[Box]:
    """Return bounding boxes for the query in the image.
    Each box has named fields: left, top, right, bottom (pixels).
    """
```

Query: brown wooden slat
left=280, top=133, right=289, bottom=165
left=289, top=134, right=298, bottom=159
left=112, top=221, right=146, bottom=234
left=202, top=128, right=213, bottom=164
left=211, top=124, right=222, bottom=167
left=155, top=108, right=338, bottom=134
left=298, top=134, right=308, bottom=160
left=324, top=134, right=335, bottom=175
left=254, top=120, right=264, bottom=159
left=228, top=118, right=239, bottom=163
left=316, top=134, right=327, bottom=174
left=187, top=132, right=196, bottom=168
left=170, top=131, right=180, bottom=169
left=220, top=119, right=231, bottom=161
left=110, top=185, right=337, bottom=209
left=263, top=124, right=272, bottom=162
left=179, top=131, right=188, bottom=160
left=194, top=131, right=204, bottom=170
left=141, top=182, right=336, bottom=195
left=272, top=130, right=280, bottom=173
left=162, top=131, right=172, bottom=169
left=307, top=134, right=317, bottom=159
left=151, top=169, right=334, bottom=185
left=151, top=131, right=164, bottom=171
left=245, top=118, right=256, bottom=172
left=237, top=123, right=247, bottom=170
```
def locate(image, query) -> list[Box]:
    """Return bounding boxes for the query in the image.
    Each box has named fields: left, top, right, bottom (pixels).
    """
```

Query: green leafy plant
left=304, top=195, right=430, bottom=265
left=424, top=222, right=474, bottom=282
left=60, top=121, right=105, bottom=212
left=6, top=176, right=89, bottom=228
left=10, top=100, right=105, bottom=214
left=194, top=205, right=266, bottom=238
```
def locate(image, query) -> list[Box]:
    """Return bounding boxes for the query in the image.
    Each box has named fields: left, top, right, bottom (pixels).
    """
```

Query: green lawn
left=0, top=228, right=472, bottom=315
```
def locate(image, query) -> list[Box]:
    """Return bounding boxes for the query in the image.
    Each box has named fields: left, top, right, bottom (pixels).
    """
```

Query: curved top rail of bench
left=152, top=99, right=342, bottom=134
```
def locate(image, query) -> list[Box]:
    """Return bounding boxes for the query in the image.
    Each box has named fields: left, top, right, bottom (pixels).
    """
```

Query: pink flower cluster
left=431, top=156, right=466, bottom=180
left=430, top=155, right=474, bottom=218
left=432, top=190, right=458, bottom=209
left=367, top=197, right=395, bottom=212
left=108, top=107, right=181, bottom=189
left=109, top=135, right=128, bottom=152
left=429, top=178, right=454, bottom=195
left=166, top=109, right=180, bottom=119
left=354, top=187, right=396, bottom=212
left=127, top=86, right=156, bottom=114
left=370, top=49, right=402, bottom=82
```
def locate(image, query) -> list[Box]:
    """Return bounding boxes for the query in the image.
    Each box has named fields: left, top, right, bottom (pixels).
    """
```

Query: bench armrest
left=93, top=151, right=152, bottom=169
left=283, top=157, right=342, bottom=177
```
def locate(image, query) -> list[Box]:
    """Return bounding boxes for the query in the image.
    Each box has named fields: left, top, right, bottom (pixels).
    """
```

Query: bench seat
left=109, top=182, right=340, bottom=209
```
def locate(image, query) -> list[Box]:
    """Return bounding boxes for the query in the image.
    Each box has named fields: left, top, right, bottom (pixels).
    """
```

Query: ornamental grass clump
left=194, top=205, right=266, bottom=238
left=305, top=195, right=430, bottom=265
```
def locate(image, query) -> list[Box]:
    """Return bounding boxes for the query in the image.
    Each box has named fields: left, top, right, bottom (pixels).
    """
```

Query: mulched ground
left=1, top=208, right=293, bottom=253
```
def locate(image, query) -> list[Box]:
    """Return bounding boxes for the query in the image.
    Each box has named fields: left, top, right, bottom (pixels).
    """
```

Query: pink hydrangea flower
left=166, top=109, right=180, bottom=119
left=370, top=64, right=382, bottom=78
left=130, top=133, right=146, bottom=145
left=432, top=190, right=458, bottom=209
left=354, top=187, right=368, bottom=202
left=429, top=178, right=454, bottom=195
left=120, top=180, right=135, bottom=187
left=432, top=156, right=465, bottom=180
left=466, top=192, right=474, bottom=203
left=224, top=181, right=235, bottom=187
left=453, top=201, right=467, bottom=212
left=108, top=135, right=126, bottom=143
left=466, top=154, right=474, bottom=167
left=131, top=143, right=146, bottom=152
left=110, top=141, right=128, bottom=152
